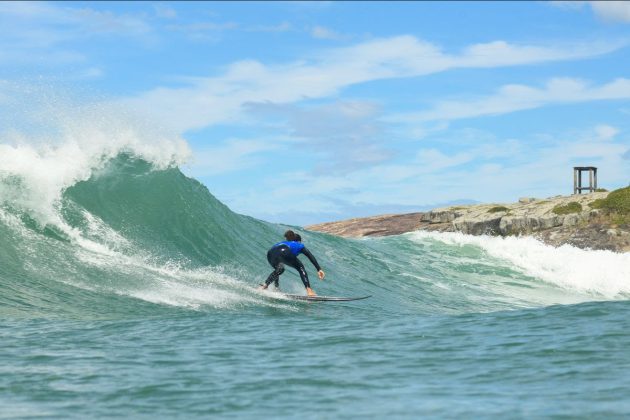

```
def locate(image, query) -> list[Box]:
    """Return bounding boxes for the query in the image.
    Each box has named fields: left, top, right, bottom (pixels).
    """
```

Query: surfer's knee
left=276, top=263, right=285, bottom=275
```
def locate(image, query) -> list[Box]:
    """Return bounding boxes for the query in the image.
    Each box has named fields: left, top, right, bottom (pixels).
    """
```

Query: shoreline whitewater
left=306, top=191, right=630, bottom=253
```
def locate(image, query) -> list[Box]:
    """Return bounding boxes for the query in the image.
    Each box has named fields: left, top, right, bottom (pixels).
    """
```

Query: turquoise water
left=2, top=154, right=630, bottom=418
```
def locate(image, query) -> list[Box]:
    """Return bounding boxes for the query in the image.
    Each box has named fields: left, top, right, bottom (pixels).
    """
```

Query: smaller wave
left=409, top=231, right=630, bottom=299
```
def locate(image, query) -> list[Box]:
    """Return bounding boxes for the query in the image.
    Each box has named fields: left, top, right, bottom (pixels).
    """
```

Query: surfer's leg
left=272, top=262, right=280, bottom=288
left=262, top=248, right=284, bottom=289
left=264, top=263, right=285, bottom=287
left=285, top=258, right=315, bottom=295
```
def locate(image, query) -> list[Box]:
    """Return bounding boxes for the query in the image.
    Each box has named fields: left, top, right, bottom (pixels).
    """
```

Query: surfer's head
left=284, top=230, right=297, bottom=241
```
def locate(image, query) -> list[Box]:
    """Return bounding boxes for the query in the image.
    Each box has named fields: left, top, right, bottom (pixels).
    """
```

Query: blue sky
left=1, top=1, right=630, bottom=225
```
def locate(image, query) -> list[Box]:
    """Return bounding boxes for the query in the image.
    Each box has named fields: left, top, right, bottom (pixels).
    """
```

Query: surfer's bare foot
left=306, top=287, right=317, bottom=297
left=259, top=284, right=268, bottom=290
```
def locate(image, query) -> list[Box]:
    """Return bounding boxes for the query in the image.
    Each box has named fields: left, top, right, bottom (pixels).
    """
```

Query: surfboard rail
left=283, top=294, right=371, bottom=302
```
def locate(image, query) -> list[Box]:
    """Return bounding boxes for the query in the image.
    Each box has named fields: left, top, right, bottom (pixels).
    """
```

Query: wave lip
left=0, top=141, right=189, bottom=226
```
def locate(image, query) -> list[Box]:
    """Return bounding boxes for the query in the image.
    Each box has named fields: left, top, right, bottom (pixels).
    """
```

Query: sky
left=1, top=1, right=630, bottom=226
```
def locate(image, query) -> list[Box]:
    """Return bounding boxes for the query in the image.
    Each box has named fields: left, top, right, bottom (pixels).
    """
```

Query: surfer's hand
left=318, top=270, right=325, bottom=280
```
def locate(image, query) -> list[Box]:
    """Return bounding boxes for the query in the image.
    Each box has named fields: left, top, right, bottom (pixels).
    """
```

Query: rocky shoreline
left=306, top=192, right=630, bottom=252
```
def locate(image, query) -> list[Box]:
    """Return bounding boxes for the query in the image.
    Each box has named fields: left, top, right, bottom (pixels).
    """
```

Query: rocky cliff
left=306, top=192, right=630, bottom=252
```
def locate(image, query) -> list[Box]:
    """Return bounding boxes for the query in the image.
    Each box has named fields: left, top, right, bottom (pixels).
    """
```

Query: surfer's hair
left=284, top=230, right=297, bottom=241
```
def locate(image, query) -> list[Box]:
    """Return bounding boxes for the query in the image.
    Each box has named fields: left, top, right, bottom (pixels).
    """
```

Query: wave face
left=1, top=144, right=630, bottom=320
left=0, top=147, right=289, bottom=317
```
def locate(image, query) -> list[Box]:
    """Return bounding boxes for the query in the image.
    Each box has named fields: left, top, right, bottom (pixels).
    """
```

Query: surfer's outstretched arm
left=302, top=247, right=325, bottom=280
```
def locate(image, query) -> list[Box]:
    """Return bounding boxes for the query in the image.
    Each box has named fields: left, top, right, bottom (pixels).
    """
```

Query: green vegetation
left=594, top=186, right=630, bottom=213
left=488, top=206, right=509, bottom=213
left=589, top=186, right=630, bottom=224
left=595, top=188, right=608, bottom=192
left=535, top=200, right=550, bottom=206
left=552, top=202, right=582, bottom=215
left=611, top=214, right=630, bottom=225
left=590, top=199, right=604, bottom=209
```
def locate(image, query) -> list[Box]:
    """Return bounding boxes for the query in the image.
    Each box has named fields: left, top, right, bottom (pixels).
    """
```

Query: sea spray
left=410, top=231, right=630, bottom=298
left=0, top=119, right=190, bottom=227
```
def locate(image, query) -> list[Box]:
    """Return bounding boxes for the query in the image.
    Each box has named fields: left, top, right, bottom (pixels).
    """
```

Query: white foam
left=69, top=223, right=290, bottom=310
left=409, top=231, right=630, bottom=299
left=0, top=89, right=191, bottom=226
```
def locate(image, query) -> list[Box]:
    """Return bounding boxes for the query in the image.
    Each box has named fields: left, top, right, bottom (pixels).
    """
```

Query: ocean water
left=2, top=140, right=630, bottom=418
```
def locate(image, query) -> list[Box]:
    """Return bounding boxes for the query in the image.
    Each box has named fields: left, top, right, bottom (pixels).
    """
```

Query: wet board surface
left=283, top=294, right=371, bottom=302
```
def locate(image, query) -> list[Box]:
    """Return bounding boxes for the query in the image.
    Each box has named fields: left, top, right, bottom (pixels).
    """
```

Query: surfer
left=260, top=230, right=325, bottom=296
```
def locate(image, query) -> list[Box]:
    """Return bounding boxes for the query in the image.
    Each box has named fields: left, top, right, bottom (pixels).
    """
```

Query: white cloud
left=188, top=138, right=283, bottom=176
left=552, top=1, right=630, bottom=23
left=591, top=1, right=630, bottom=22
left=76, top=67, right=105, bottom=80
left=390, top=78, right=630, bottom=123
left=165, top=19, right=292, bottom=37
left=311, top=25, right=342, bottom=40
left=231, top=100, right=392, bottom=174
left=0, top=49, right=86, bottom=66
left=0, top=2, right=151, bottom=44
left=154, top=4, right=177, bottom=19
left=594, top=124, right=619, bottom=141
left=0, top=2, right=66, bottom=21
left=248, top=22, right=293, bottom=32
left=118, top=36, right=624, bottom=132
left=416, top=149, right=475, bottom=172
left=0, top=1, right=153, bottom=66
left=71, top=8, right=151, bottom=36
left=458, top=40, right=616, bottom=67
left=166, top=21, right=239, bottom=32
left=163, top=21, right=239, bottom=42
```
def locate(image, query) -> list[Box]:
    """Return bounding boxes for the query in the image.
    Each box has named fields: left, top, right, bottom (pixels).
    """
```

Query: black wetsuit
left=264, top=241, right=321, bottom=289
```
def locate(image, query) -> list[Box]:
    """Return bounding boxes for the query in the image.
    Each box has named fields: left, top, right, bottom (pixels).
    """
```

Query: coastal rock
left=306, top=191, right=630, bottom=252
left=453, top=216, right=502, bottom=235
left=421, top=210, right=459, bottom=223
left=306, top=212, right=425, bottom=238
